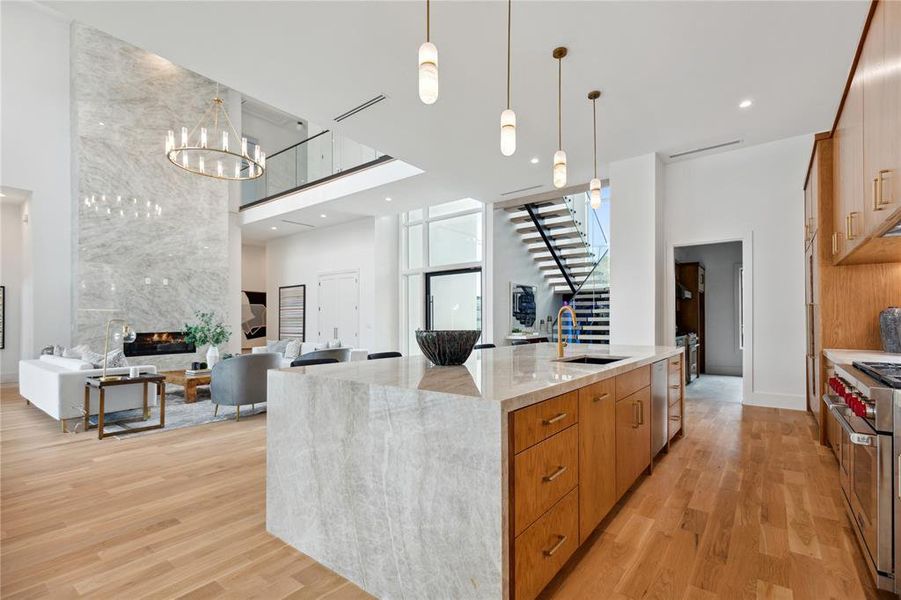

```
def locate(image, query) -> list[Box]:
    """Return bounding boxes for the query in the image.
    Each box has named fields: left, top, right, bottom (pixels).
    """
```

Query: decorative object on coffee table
left=880, top=307, right=901, bottom=353
left=160, top=370, right=212, bottom=403
left=414, top=330, right=481, bottom=366
left=100, top=319, right=137, bottom=382
left=84, top=374, right=166, bottom=439
left=184, top=311, right=231, bottom=369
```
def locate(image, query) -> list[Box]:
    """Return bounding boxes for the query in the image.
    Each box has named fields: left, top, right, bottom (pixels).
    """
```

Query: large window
left=401, top=198, right=486, bottom=354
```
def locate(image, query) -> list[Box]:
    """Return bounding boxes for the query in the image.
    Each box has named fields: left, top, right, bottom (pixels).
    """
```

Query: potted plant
left=184, top=311, right=231, bottom=368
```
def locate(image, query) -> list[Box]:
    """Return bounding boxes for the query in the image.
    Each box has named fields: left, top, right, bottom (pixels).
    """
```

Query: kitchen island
left=267, top=343, right=684, bottom=600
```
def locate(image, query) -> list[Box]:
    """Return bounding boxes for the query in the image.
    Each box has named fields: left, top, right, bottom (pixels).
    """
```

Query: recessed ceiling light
left=385, top=196, right=392, bottom=202
left=320, top=213, right=327, bottom=218
left=530, top=157, right=539, bottom=164
left=0, top=192, right=5, bottom=197
left=270, top=226, right=278, bottom=230
left=98, top=121, right=105, bottom=126
left=738, top=99, right=753, bottom=109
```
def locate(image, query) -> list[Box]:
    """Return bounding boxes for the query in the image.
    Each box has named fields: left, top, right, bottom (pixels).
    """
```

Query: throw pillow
left=82, top=349, right=130, bottom=369
left=266, top=339, right=290, bottom=354
left=63, top=344, right=90, bottom=359
left=52, top=344, right=66, bottom=356
left=328, top=339, right=343, bottom=349
left=284, top=339, right=302, bottom=360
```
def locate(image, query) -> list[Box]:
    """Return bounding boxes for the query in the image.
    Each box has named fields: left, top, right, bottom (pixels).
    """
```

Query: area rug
left=81, top=384, right=266, bottom=437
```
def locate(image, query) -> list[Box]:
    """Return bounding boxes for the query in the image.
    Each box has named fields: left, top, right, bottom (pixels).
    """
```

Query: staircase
left=505, top=194, right=610, bottom=345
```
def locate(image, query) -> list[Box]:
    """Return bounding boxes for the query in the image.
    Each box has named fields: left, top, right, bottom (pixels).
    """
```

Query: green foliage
left=184, top=311, right=231, bottom=348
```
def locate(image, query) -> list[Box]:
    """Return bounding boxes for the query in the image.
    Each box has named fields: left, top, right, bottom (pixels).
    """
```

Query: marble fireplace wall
left=71, top=24, right=230, bottom=369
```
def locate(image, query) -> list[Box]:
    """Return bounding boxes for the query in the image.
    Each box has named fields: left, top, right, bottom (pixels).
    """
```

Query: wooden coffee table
left=160, top=370, right=212, bottom=403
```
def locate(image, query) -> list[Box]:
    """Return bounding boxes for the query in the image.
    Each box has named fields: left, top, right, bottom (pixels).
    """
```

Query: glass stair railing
left=240, top=129, right=388, bottom=208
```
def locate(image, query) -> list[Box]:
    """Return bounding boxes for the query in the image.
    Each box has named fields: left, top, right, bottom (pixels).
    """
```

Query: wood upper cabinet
left=615, top=386, right=651, bottom=499
left=833, top=65, right=865, bottom=262
left=577, top=379, right=615, bottom=544
left=805, top=155, right=820, bottom=246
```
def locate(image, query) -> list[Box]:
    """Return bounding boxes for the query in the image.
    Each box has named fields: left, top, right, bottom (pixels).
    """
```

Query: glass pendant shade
left=500, top=109, right=516, bottom=156
left=553, top=150, right=567, bottom=188
left=418, top=42, right=439, bottom=104
left=590, top=178, right=601, bottom=208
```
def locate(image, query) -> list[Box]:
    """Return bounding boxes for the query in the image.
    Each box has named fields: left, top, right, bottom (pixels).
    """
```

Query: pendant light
left=588, top=90, right=602, bottom=209
left=552, top=47, right=567, bottom=188
left=499, top=0, right=516, bottom=156
left=418, top=0, right=439, bottom=104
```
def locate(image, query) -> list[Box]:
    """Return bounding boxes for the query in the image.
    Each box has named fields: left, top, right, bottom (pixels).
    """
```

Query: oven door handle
left=825, top=397, right=876, bottom=447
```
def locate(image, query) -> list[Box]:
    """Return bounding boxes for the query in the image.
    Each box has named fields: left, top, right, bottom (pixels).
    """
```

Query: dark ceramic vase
left=880, top=307, right=901, bottom=353
left=415, top=330, right=481, bottom=366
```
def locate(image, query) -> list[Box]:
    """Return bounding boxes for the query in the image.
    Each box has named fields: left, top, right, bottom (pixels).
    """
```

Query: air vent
left=280, top=219, right=315, bottom=228
left=334, top=95, right=387, bottom=122
left=669, top=139, right=742, bottom=159
left=501, top=184, right=543, bottom=196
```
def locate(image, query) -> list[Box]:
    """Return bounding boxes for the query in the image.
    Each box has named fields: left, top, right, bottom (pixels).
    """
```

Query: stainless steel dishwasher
left=651, top=360, right=668, bottom=457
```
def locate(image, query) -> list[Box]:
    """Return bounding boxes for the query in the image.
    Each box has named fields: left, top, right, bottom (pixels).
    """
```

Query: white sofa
left=19, top=356, right=158, bottom=429
left=252, top=342, right=368, bottom=368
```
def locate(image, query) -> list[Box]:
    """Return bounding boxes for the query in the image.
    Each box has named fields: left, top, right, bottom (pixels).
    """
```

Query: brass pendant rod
left=592, top=98, right=597, bottom=177
left=426, top=0, right=430, bottom=43
left=557, top=57, right=562, bottom=150
left=506, top=0, right=511, bottom=110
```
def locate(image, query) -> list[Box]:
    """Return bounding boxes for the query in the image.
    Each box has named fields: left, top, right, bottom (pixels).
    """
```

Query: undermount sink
left=556, top=356, right=627, bottom=365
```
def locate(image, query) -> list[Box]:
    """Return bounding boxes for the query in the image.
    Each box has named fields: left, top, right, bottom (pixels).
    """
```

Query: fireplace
left=124, top=331, right=196, bottom=357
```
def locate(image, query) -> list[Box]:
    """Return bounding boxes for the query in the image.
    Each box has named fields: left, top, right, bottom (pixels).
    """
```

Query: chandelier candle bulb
left=181, top=152, right=188, bottom=168
left=241, top=137, right=248, bottom=158
left=221, top=130, right=229, bottom=152
left=198, top=156, right=205, bottom=173
left=181, top=127, right=188, bottom=146
left=200, top=127, right=208, bottom=149
left=217, top=160, right=224, bottom=177
left=254, top=144, right=261, bottom=163
left=166, top=130, right=174, bottom=153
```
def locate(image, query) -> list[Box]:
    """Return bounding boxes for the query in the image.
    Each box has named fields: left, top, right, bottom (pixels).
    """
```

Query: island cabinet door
left=615, top=386, right=652, bottom=499
left=578, top=378, right=616, bottom=544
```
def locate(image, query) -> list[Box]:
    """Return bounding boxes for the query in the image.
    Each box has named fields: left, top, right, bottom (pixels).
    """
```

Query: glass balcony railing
left=562, top=189, right=610, bottom=289
left=240, top=129, right=387, bottom=208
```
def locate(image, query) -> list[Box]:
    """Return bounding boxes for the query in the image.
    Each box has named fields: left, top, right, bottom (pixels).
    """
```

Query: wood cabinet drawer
left=668, top=400, right=682, bottom=441
left=512, top=391, right=578, bottom=454
left=513, top=488, right=579, bottom=600
left=615, top=365, right=650, bottom=400
left=668, top=355, right=682, bottom=372
left=513, top=425, right=578, bottom=536
left=668, top=381, right=682, bottom=406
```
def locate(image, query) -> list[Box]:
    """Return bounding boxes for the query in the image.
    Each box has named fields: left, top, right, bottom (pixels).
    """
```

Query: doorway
left=674, top=242, right=743, bottom=394
left=424, top=268, right=482, bottom=334
left=318, top=271, right=359, bottom=347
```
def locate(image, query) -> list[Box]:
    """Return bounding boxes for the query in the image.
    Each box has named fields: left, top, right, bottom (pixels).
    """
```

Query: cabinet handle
left=847, top=212, right=859, bottom=241
left=632, top=402, right=640, bottom=428
left=542, top=412, right=567, bottom=425
left=542, top=465, right=567, bottom=482
left=831, top=232, right=838, bottom=256
left=880, top=169, right=893, bottom=206
left=638, top=400, right=644, bottom=425
left=543, top=534, right=567, bottom=557
left=593, top=393, right=609, bottom=403
left=669, top=384, right=681, bottom=390
left=873, top=177, right=882, bottom=211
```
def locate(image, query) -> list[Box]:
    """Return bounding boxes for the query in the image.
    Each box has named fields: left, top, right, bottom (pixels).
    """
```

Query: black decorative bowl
left=415, top=330, right=481, bottom=366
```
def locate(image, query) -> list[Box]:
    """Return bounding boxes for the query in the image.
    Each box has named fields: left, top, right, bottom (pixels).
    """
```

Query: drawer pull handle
left=543, top=412, right=567, bottom=425
left=593, top=393, right=609, bottom=403
left=543, top=465, right=567, bottom=482
left=543, top=535, right=567, bottom=558
left=669, top=385, right=681, bottom=390
left=638, top=400, right=644, bottom=425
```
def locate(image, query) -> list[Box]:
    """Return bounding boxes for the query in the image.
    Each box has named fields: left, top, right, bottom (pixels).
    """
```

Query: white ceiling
left=45, top=0, right=868, bottom=231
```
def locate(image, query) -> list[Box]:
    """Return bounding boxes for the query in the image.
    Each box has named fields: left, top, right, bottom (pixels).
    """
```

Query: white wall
left=266, top=217, right=398, bottom=353
left=675, top=242, right=743, bottom=376
left=0, top=2, right=72, bottom=356
left=609, top=153, right=665, bottom=346
left=0, top=202, right=26, bottom=381
left=491, top=208, right=560, bottom=345
left=664, top=135, right=809, bottom=409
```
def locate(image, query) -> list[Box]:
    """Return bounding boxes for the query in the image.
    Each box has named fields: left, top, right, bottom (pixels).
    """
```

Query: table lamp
left=100, top=319, right=137, bottom=382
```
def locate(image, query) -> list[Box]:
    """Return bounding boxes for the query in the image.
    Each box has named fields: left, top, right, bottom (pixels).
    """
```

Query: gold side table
left=84, top=374, right=166, bottom=440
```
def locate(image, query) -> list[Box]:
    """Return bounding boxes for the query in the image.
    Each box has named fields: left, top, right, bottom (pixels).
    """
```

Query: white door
left=318, top=272, right=359, bottom=347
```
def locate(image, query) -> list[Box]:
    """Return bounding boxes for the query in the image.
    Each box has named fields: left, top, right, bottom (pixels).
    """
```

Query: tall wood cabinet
left=831, top=0, right=901, bottom=265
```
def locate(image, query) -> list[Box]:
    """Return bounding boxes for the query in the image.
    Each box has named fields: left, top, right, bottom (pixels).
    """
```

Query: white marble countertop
left=279, top=343, right=683, bottom=412
left=823, top=348, right=901, bottom=365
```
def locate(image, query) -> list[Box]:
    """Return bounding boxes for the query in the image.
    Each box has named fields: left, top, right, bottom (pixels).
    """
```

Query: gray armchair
left=301, top=348, right=352, bottom=363
left=211, top=352, right=282, bottom=421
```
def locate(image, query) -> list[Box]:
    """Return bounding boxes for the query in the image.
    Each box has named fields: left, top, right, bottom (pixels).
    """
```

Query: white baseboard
left=743, top=391, right=805, bottom=411
left=0, top=373, right=19, bottom=385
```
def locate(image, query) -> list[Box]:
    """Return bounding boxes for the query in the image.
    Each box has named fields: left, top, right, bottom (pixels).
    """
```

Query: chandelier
left=165, top=89, right=265, bottom=181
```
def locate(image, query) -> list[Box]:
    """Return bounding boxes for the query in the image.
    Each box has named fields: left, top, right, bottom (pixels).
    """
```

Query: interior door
left=318, top=272, right=359, bottom=347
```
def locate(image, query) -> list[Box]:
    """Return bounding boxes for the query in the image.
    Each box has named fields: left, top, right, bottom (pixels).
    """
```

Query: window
left=400, top=198, right=486, bottom=354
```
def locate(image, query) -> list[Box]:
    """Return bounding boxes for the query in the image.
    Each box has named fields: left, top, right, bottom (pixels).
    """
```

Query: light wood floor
left=0, top=379, right=888, bottom=600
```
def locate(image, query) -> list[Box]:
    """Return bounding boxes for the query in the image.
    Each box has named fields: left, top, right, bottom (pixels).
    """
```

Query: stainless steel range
left=824, top=361, right=901, bottom=593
